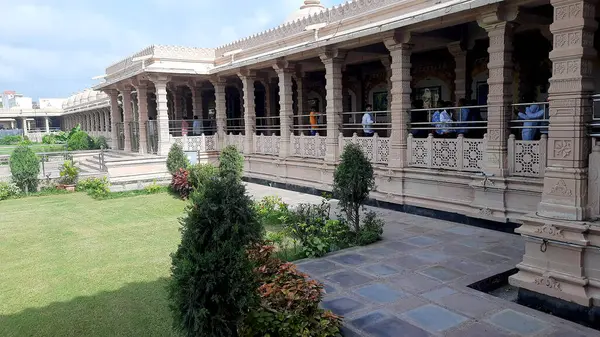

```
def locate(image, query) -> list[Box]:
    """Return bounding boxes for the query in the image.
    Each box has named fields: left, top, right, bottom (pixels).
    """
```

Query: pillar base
left=509, top=214, right=592, bottom=307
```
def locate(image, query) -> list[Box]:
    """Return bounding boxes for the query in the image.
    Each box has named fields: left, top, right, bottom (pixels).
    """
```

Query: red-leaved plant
left=170, top=168, right=192, bottom=199
left=241, top=242, right=342, bottom=337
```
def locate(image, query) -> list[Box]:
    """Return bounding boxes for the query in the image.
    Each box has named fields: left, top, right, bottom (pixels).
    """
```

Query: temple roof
left=284, top=0, right=326, bottom=24
left=63, top=89, right=108, bottom=109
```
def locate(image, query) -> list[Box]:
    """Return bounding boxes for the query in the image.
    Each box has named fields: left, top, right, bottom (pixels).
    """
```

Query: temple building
left=23, top=0, right=600, bottom=317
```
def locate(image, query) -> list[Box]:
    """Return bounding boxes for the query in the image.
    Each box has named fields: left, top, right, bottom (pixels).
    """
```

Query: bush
left=254, top=196, right=290, bottom=228
left=77, top=177, right=110, bottom=198
left=333, top=143, right=375, bottom=232
left=219, top=145, right=244, bottom=179
left=357, top=211, right=384, bottom=245
left=0, top=135, right=23, bottom=145
left=170, top=168, right=192, bottom=199
left=188, top=163, right=218, bottom=192
left=93, top=136, right=108, bottom=149
left=9, top=145, right=40, bottom=193
left=168, top=174, right=264, bottom=337
left=42, top=134, right=57, bottom=144
left=166, top=143, right=189, bottom=175
left=59, top=160, right=79, bottom=185
left=67, top=131, right=92, bottom=151
left=144, top=180, right=164, bottom=194
left=241, top=243, right=342, bottom=337
left=0, top=181, right=21, bottom=200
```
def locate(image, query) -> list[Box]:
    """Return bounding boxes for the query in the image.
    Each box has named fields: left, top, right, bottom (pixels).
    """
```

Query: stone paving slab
left=243, top=183, right=600, bottom=337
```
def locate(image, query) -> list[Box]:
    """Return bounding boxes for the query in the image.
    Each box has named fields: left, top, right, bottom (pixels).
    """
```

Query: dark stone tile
left=340, top=325, right=362, bottom=337
left=362, top=317, right=431, bottom=337
left=322, top=283, right=337, bottom=295
left=436, top=243, right=480, bottom=257
left=411, top=249, right=450, bottom=264
left=296, top=260, right=342, bottom=276
left=404, top=226, right=431, bottom=234
left=325, top=270, right=374, bottom=288
left=421, top=287, right=457, bottom=301
left=455, top=237, right=496, bottom=250
left=468, top=252, right=509, bottom=265
left=444, top=322, right=512, bottom=337
left=404, top=235, right=441, bottom=247
left=383, top=240, right=420, bottom=253
left=545, top=329, right=591, bottom=337
left=356, top=283, right=408, bottom=303
left=443, top=226, right=480, bottom=235
left=419, top=266, right=465, bottom=282
left=487, top=309, right=546, bottom=335
left=444, top=258, right=489, bottom=275
left=350, top=311, right=387, bottom=329
left=387, top=255, right=429, bottom=270
left=403, top=304, right=468, bottom=333
left=395, top=273, right=443, bottom=293
left=321, top=297, right=365, bottom=315
left=438, top=292, right=500, bottom=317
left=485, top=244, right=525, bottom=260
left=330, top=253, right=370, bottom=266
left=361, top=263, right=401, bottom=277
left=360, top=246, right=398, bottom=257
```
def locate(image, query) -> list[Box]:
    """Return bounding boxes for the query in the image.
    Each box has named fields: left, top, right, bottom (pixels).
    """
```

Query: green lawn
left=0, top=144, right=67, bottom=156
left=0, top=192, right=186, bottom=337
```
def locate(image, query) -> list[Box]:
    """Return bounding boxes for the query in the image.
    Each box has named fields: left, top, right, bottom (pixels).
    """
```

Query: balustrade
left=290, top=133, right=327, bottom=159
left=407, top=133, right=487, bottom=172
left=254, top=134, right=280, bottom=156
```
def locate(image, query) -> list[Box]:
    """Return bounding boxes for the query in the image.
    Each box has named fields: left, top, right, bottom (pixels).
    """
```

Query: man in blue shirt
left=362, top=104, right=374, bottom=137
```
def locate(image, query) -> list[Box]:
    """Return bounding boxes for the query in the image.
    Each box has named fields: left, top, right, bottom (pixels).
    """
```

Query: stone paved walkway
left=244, top=183, right=600, bottom=337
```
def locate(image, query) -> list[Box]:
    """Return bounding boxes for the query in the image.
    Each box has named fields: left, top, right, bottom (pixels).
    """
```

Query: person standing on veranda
left=362, top=104, right=375, bottom=137
left=309, top=107, right=320, bottom=136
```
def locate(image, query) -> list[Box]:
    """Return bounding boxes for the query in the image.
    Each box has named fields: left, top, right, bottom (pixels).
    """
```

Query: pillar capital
left=447, top=41, right=467, bottom=56
left=383, top=30, right=413, bottom=50
left=318, top=47, right=347, bottom=63
left=477, top=4, right=519, bottom=31
left=148, top=74, right=170, bottom=85
left=209, top=76, right=227, bottom=88
left=237, top=68, right=257, bottom=79
left=103, top=88, right=119, bottom=98
left=272, top=59, right=295, bottom=73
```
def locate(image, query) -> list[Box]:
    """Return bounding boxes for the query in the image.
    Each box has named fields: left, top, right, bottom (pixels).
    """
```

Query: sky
left=0, top=0, right=343, bottom=100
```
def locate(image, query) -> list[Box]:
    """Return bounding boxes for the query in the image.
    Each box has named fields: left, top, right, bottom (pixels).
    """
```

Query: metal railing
left=169, top=119, right=217, bottom=137
left=509, top=102, right=549, bottom=140
left=146, top=120, right=158, bottom=154
left=255, top=116, right=281, bottom=135
left=226, top=118, right=245, bottom=134
left=291, top=113, right=327, bottom=136
left=341, top=110, right=390, bottom=137
left=409, top=105, right=489, bottom=139
left=128, top=121, right=140, bottom=153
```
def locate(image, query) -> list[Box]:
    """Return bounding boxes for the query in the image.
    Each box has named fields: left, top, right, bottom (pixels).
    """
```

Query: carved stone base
left=509, top=214, right=592, bottom=306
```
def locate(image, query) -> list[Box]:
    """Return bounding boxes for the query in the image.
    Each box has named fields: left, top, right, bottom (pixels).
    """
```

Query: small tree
left=67, top=131, right=92, bottom=151
left=9, top=145, right=40, bottom=193
left=167, top=143, right=190, bottom=175
left=219, top=145, right=244, bottom=179
left=168, top=175, right=263, bottom=337
left=333, top=143, right=375, bottom=232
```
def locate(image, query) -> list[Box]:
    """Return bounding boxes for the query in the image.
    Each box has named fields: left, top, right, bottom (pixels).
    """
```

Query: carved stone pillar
left=509, top=0, right=598, bottom=307
left=107, top=90, right=120, bottom=149
left=120, top=87, right=133, bottom=152
left=136, top=84, right=149, bottom=154
left=211, top=78, right=227, bottom=149
left=239, top=70, right=256, bottom=154
left=380, top=56, right=393, bottom=111
left=448, top=41, right=468, bottom=101
left=104, top=108, right=110, bottom=133
left=150, top=77, right=172, bottom=156
left=384, top=32, right=413, bottom=168
left=192, top=85, right=203, bottom=118
left=21, top=117, right=28, bottom=135
left=320, top=51, right=345, bottom=162
left=44, top=116, right=50, bottom=133
left=273, top=60, right=294, bottom=158
left=479, top=10, right=517, bottom=176
left=296, top=74, right=305, bottom=120
left=173, top=86, right=182, bottom=121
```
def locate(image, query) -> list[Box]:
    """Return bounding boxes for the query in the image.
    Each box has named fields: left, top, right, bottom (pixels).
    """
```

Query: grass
left=0, top=144, right=67, bottom=156
left=0, top=192, right=186, bottom=337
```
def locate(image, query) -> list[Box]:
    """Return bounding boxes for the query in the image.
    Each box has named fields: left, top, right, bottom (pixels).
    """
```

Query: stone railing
left=291, top=133, right=327, bottom=159
left=507, top=134, right=547, bottom=178
left=339, top=133, right=390, bottom=164
left=171, top=134, right=218, bottom=152
left=407, top=133, right=487, bottom=172
left=224, top=133, right=245, bottom=152
left=254, top=134, right=280, bottom=156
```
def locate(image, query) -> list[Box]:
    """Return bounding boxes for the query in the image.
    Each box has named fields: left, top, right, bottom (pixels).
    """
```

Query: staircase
left=83, top=151, right=170, bottom=192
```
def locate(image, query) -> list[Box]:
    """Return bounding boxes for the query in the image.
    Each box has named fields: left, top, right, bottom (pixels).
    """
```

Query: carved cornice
left=477, top=4, right=519, bottom=31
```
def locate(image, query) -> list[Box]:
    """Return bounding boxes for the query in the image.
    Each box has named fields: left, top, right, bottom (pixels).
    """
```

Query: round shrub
left=188, top=163, right=218, bottom=192
left=94, top=136, right=108, bottom=149
left=219, top=145, right=244, bottom=180
left=9, top=145, right=40, bottom=193
left=166, top=143, right=189, bottom=175
left=0, top=181, right=21, bottom=200
left=168, top=175, right=263, bottom=336
left=42, top=134, right=57, bottom=144
left=67, top=131, right=92, bottom=151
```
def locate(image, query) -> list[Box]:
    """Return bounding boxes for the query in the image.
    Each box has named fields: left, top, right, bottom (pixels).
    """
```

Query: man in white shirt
left=362, top=104, right=375, bottom=137
left=192, top=116, right=202, bottom=136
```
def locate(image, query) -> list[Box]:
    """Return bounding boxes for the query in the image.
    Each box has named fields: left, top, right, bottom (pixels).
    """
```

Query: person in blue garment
left=518, top=104, right=545, bottom=140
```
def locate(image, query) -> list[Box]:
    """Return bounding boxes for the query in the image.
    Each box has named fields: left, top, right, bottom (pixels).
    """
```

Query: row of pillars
left=63, top=109, right=110, bottom=133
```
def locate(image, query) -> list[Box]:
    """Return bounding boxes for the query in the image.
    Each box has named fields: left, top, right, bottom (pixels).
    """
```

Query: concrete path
left=244, top=182, right=600, bottom=337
